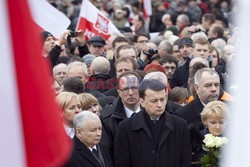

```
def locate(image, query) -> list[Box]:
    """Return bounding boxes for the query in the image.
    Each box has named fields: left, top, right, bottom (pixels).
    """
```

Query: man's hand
left=56, top=30, right=71, bottom=47
left=75, top=30, right=86, bottom=46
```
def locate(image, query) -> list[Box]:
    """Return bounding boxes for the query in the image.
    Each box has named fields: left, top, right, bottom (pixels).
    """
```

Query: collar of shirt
left=150, top=117, right=160, bottom=121
left=63, top=124, right=75, bottom=139
left=124, top=105, right=141, bottom=118
left=88, top=145, right=97, bottom=152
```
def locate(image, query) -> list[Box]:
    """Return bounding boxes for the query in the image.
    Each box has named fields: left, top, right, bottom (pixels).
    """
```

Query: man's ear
left=140, top=98, right=145, bottom=108
left=76, top=127, right=82, bottom=137
left=194, top=84, right=199, bottom=94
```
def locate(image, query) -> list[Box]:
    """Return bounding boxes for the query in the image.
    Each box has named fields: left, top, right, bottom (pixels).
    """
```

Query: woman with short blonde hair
left=56, top=92, right=82, bottom=138
left=78, top=93, right=102, bottom=116
left=201, top=100, right=229, bottom=136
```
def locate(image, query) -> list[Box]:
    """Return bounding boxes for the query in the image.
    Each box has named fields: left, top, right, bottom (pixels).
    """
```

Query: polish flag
left=77, top=0, right=120, bottom=40
left=28, top=0, right=71, bottom=38
left=0, top=0, right=71, bottom=166
left=143, top=0, right=152, bottom=18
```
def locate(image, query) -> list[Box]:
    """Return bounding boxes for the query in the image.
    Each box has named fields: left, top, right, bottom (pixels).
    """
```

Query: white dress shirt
left=63, top=124, right=75, bottom=139
left=124, top=105, right=141, bottom=118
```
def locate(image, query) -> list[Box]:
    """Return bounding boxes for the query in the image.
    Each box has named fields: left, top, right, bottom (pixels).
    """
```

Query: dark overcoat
left=114, top=110, right=192, bottom=167
left=65, top=136, right=113, bottom=167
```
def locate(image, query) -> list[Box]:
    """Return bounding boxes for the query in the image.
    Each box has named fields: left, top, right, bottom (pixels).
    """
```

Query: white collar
left=63, top=124, right=75, bottom=139
left=89, top=145, right=97, bottom=152
left=124, top=105, right=141, bottom=118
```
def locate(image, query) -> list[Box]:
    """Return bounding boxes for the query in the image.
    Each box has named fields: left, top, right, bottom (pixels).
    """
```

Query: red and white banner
left=28, top=0, right=71, bottom=38
left=143, top=0, right=152, bottom=18
left=77, top=0, right=120, bottom=40
left=0, top=0, right=71, bottom=166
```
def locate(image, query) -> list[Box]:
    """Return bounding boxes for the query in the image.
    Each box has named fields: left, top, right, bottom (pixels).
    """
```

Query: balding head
left=90, top=57, right=110, bottom=75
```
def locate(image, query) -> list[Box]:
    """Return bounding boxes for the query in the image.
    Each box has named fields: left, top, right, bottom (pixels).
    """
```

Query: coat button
left=152, top=150, right=155, bottom=154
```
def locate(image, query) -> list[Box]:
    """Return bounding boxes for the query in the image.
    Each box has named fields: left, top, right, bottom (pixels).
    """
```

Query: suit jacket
left=174, top=96, right=204, bottom=125
left=65, top=136, right=113, bottom=167
left=114, top=109, right=192, bottom=167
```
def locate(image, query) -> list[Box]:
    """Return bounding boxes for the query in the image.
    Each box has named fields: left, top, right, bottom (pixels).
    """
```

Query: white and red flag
left=77, top=0, right=120, bottom=40
left=143, top=0, right=152, bottom=18
left=0, top=0, right=71, bottom=166
left=28, top=0, right=71, bottom=38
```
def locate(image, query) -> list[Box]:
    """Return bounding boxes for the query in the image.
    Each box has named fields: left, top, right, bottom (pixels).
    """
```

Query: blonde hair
left=201, top=100, right=229, bottom=125
left=78, top=93, right=102, bottom=111
left=56, top=92, right=79, bottom=111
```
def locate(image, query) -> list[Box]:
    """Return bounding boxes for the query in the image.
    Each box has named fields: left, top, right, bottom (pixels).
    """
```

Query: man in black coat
left=101, top=71, right=141, bottom=156
left=114, top=79, right=192, bottom=167
left=170, top=37, right=193, bottom=88
left=87, top=57, right=113, bottom=93
left=65, top=111, right=113, bottom=167
left=175, top=68, right=220, bottom=125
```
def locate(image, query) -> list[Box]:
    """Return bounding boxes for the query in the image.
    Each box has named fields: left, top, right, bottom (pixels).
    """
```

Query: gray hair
left=178, top=14, right=190, bottom=25
left=91, top=57, right=110, bottom=74
left=73, top=110, right=100, bottom=129
left=211, top=38, right=226, bottom=56
left=191, top=32, right=208, bottom=42
left=158, top=40, right=173, bottom=54
left=190, top=57, right=209, bottom=68
left=66, top=61, right=87, bottom=77
left=53, top=63, right=67, bottom=75
left=144, top=71, right=168, bottom=86
left=194, top=68, right=219, bottom=85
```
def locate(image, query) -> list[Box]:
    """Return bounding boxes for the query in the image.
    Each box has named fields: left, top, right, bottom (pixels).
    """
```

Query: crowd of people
left=44, top=0, right=236, bottom=166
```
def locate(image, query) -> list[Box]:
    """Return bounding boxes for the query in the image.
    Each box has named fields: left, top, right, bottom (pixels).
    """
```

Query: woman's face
left=211, top=50, right=219, bottom=68
left=84, top=103, right=101, bottom=116
left=62, top=98, right=81, bottom=127
left=205, top=113, right=226, bottom=136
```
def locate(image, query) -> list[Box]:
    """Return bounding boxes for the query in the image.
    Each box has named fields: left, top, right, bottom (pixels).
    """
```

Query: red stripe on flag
left=78, top=17, right=111, bottom=40
left=7, top=0, right=72, bottom=166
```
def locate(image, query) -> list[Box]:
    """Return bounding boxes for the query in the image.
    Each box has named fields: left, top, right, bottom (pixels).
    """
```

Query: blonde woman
left=191, top=100, right=229, bottom=164
left=78, top=93, right=102, bottom=116
left=56, top=92, right=81, bottom=138
left=201, top=100, right=229, bottom=136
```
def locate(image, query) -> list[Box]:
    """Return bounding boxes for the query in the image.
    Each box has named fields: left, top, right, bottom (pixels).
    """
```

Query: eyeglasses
left=119, top=87, right=139, bottom=94
left=137, top=40, right=148, bottom=44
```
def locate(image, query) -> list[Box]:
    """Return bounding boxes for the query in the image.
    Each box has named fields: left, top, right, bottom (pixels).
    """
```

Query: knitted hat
left=40, top=31, right=53, bottom=43
left=178, top=37, right=193, bottom=48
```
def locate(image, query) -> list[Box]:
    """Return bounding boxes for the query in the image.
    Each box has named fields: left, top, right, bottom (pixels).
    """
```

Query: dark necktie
left=152, top=119, right=158, bottom=124
left=131, top=112, right=137, bottom=118
left=92, top=148, right=99, bottom=159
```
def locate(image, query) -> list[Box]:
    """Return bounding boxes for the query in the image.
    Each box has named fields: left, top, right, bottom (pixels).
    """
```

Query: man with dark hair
left=101, top=71, right=141, bottom=158
left=132, top=14, right=149, bottom=35
left=134, top=32, right=150, bottom=53
left=159, top=55, right=178, bottom=80
left=114, top=79, right=192, bottom=167
left=170, top=37, right=193, bottom=88
left=104, top=57, right=137, bottom=97
left=62, top=77, right=84, bottom=94
left=201, top=13, right=216, bottom=32
left=109, top=36, right=130, bottom=78
left=208, top=24, right=225, bottom=42
left=87, top=35, right=106, bottom=57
